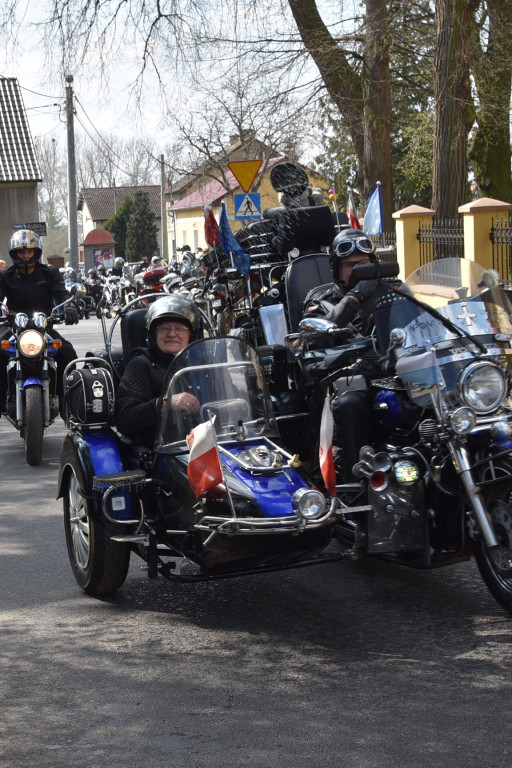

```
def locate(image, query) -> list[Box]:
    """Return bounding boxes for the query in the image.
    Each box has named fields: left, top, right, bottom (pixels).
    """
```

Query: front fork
left=450, top=442, right=499, bottom=550
left=13, top=357, right=53, bottom=427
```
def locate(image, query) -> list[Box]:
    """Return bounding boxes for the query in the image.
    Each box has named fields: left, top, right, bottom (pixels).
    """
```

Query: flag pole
left=205, top=410, right=237, bottom=519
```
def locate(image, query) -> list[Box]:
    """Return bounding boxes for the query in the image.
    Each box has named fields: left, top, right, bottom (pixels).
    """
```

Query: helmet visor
left=334, top=236, right=375, bottom=258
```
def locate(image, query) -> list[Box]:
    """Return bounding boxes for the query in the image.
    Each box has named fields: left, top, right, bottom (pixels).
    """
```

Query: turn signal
left=52, top=340, right=63, bottom=349
left=0, top=340, right=11, bottom=350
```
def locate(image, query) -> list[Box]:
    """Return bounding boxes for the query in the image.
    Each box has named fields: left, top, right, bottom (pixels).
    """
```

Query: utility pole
left=65, top=75, right=79, bottom=270
left=160, top=154, right=169, bottom=262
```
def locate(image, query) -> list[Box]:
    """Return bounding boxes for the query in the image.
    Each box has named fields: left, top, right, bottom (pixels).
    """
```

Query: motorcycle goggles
left=333, top=237, right=375, bottom=258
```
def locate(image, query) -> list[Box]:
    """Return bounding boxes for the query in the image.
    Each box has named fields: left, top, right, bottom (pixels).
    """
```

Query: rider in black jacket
left=302, top=228, right=400, bottom=481
left=115, top=296, right=202, bottom=447
left=0, top=230, right=78, bottom=418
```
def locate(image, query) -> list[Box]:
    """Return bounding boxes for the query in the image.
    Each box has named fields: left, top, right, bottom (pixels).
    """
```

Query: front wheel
left=474, top=497, right=512, bottom=614
left=24, top=385, right=44, bottom=466
left=63, top=464, right=130, bottom=595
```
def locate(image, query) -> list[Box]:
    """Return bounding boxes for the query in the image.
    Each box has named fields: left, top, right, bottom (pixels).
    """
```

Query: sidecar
left=57, top=312, right=340, bottom=596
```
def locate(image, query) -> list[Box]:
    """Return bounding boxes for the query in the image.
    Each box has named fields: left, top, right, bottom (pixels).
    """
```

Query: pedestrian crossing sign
left=234, top=193, right=261, bottom=220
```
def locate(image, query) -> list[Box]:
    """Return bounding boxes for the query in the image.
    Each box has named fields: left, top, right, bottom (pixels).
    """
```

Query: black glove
left=348, top=279, right=380, bottom=303
left=64, top=307, right=78, bottom=325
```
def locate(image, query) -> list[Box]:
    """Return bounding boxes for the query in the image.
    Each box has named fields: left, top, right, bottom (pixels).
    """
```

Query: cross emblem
left=456, top=303, right=477, bottom=327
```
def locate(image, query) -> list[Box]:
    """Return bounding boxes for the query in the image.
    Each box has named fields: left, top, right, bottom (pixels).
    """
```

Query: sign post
left=13, top=222, right=47, bottom=237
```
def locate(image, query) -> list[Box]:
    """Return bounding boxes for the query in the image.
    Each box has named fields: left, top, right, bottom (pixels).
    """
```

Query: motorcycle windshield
left=388, top=258, right=512, bottom=407
left=155, top=337, right=279, bottom=452
left=389, top=258, right=512, bottom=350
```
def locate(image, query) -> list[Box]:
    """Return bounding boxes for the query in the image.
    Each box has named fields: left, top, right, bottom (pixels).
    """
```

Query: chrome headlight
left=18, top=330, right=44, bottom=357
left=459, top=362, right=506, bottom=413
left=449, top=407, right=477, bottom=434
left=14, top=312, right=29, bottom=330
left=33, top=312, right=47, bottom=330
left=292, top=488, right=326, bottom=519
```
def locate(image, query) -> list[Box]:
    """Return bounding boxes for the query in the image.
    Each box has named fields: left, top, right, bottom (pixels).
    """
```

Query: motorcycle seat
left=120, top=308, right=148, bottom=365
left=285, top=252, right=333, bottom=332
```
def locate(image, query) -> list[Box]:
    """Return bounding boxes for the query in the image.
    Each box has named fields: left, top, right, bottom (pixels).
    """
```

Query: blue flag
left=364, top=184, right=383, bottom=235
left=219, top=203, right=251, bottom=277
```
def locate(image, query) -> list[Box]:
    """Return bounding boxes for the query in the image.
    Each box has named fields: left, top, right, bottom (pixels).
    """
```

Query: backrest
left=120, top=308, right=148, bottom=363
left=275, top=205, right=336, bottom=256
left=285, top=253, right=333, bottom=333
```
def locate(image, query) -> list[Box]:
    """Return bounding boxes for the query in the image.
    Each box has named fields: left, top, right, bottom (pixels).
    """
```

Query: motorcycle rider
left=115, top=295, right=202, bottom=446
left=109, top=257, right=125, bottom=277
left=302, top=228, right=400, bottom=481
left=0, top=229, right=78, bottom=418
left=85, top=268, right=103, bottom=306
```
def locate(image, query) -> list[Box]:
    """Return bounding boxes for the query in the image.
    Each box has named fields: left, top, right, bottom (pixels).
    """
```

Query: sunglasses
left=334, top=237, right=375, bottom=257
left=157, top=324, right=190, bottom=335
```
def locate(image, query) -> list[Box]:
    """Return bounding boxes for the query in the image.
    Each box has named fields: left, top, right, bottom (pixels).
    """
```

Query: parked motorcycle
left=0, top=299, right=74, bottom=465
left=286, top=257, right=512, bottom=615
left=57, top=297, right=341, bottom=596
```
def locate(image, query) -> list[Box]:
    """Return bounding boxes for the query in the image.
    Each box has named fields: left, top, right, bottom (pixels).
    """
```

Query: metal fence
left=417, top=217, right=464, bottom=264
left=372, top=231, right=396, bottom=262
left=491, top=216, right=512, bottom=282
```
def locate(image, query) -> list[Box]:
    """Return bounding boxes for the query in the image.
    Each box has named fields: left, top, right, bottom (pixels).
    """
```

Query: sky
left=0, top=0, right=174, bottom=147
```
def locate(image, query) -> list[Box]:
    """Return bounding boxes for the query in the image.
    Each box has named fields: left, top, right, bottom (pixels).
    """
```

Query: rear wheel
left=63, top=463, right=130, bottom=595
left=24, top=386, right=44, bottom=466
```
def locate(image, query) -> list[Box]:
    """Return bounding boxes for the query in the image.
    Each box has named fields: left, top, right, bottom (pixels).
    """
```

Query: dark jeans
left=332, top=390, right=371, bottom=480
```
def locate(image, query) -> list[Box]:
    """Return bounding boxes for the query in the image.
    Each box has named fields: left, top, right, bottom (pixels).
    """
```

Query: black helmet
left=97, top=265, right=106, bottom=274
left=269, top=162, right=309, bottom=197
left=329, top=228, right=376, bottom=274
left=88, top=268, right=97, bottom=277
left=145, top=295, right=202, bottom=342
left=9, top=229, right=43, bottom=275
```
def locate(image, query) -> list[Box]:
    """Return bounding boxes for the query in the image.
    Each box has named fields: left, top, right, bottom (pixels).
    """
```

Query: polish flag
left=204, top=205, right=221, bottom=248
left=187, top=418, right=223, bottom=498
left=347, top=191, right=362, bottom=230
left=319, top=395, right=337, bottom=497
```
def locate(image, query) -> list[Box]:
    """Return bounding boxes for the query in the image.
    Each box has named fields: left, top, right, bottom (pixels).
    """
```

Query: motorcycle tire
left=24, top=385, right=44, bottom=466
left=63, top=461, right=130, bottom=596
left=473, top=454, right=512, bottom=614
left=216, top=312, right=228, bottom=336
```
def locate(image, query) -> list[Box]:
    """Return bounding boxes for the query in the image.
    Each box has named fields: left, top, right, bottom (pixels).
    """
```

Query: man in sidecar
left=115, top=295, right=203, bottom=447
left=0, top=229, right=78, bottom=419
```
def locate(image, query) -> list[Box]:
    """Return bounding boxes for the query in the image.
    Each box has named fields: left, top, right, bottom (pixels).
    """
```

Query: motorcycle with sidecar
left=57, top=298, right=341, bottom=596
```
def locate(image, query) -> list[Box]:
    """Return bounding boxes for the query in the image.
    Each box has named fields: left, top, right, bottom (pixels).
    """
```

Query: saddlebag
left=65, top=366, right=115, bottom=425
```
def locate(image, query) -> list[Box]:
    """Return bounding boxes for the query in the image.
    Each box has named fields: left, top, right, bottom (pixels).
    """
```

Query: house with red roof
left=0, top=78, right=42, bottom=252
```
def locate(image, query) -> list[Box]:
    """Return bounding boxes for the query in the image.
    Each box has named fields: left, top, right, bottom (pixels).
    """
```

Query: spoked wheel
left=474, top=498, right=512, bottom=614
left=24, top=385, right=44, bottom=466
left=473, top=454, right=512, bottom=614
left=63, top=463, right=130, bottom=595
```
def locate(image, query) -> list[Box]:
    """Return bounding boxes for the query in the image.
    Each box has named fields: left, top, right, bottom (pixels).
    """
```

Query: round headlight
left=18, top=330, right=44, bottom=357
left=393, top=460, right=420, bottom=485
left=450, top=407, right=477, bottom=434
left=292, top=488, right=327, bottom=519
left=459, top=362, right=506, bottom=413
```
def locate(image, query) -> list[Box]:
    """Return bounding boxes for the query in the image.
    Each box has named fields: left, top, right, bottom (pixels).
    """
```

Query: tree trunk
left=363, top=0, right=393, bottom=230
left=432, top=0, right=475, bottom=218
left=469, top=0, right=512, bottom=201
left=287, top=0, right=393, bottom=228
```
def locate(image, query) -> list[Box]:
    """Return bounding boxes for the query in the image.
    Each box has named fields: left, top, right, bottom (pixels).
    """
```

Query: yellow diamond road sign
left=227, top=160, right=262, bottom=193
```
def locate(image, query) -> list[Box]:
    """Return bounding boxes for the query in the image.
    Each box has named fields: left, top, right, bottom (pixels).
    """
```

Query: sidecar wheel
left=63, top=465, right=130, bottom=595
left=24, top=386, right=44, bottom=466
left=474, top=499, right=512, bottom=615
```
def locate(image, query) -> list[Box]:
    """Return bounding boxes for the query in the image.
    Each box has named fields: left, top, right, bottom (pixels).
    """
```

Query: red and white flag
left=347, top=191, right=361, bottom=230
left=319, top=395, right=337, bottom=497
left=187, top=418, right=223, bottom=498
left=204, top=205, right=220, bottom=248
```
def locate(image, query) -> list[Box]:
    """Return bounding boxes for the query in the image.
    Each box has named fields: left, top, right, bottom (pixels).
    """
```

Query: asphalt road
left=1, top=317, right=512, bottom=768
